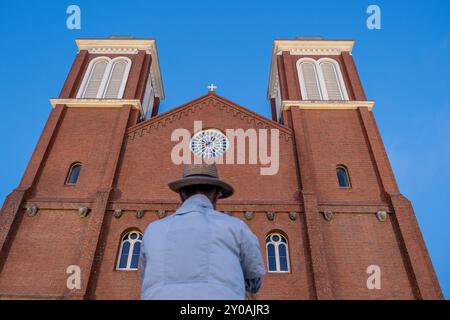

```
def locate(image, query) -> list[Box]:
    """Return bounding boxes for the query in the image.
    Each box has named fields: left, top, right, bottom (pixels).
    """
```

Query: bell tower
left=268, top=38, right=443, bottom=299
left=0, top=37, right=164, bottom=299
left=57, top=37, right=164, bottom=120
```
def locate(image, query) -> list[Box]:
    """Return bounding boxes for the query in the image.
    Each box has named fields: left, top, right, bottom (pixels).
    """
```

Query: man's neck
left=183, top=194, right=216, bottom=210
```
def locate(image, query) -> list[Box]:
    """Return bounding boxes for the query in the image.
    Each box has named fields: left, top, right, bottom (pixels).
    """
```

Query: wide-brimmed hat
left=168, top=163, right=234, bottom=199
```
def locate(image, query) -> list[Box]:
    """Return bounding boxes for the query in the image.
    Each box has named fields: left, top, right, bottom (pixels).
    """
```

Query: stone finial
left=376, top=210, right=387, bottom=222
left=136, top=210, right=145, bottom=219
left=266, top=211, right=276, bottom=221
left=288, top=211, right=298, bottom=221
left=323, top=210, right=333, bottom=222
left=78, top=207, right=90, bottom=218
left=26, top=205, right=38, bottom=217
left=157, top=210, right=166, bottom=219
left=244, top=211, right=254, bottom=221
left=113, top=209, right=123, bottom=219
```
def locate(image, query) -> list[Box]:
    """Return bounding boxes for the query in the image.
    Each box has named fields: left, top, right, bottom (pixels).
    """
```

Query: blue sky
left=0, top=0, right=448, bottom=298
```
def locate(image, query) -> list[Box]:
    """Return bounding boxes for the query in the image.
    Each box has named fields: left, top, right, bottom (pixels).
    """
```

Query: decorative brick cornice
left=284, top=48, right=342, bottom=56
left=126, top=94, right=293, bottom=142
left=76, top=39, right=156, bottom=54
left=87, top=47, right=139, bottom=54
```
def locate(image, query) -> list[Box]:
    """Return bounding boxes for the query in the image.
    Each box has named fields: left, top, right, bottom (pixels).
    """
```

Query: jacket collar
left=175, top=194, right=214, bottom=215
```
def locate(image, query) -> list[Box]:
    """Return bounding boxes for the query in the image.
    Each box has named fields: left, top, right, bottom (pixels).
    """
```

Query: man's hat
left=168, top=163, right=234, bottom=199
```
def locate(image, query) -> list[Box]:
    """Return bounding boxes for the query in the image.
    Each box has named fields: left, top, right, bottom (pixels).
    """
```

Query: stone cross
left=207, top=83, right=218, bottom=92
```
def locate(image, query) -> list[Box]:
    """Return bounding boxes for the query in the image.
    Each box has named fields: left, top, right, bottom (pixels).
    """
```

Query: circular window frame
left=189, top=128, right=230, bottom=159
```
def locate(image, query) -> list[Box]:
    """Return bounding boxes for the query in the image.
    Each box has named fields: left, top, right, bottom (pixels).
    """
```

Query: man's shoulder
left=143, top=215, right=172, bottom=236
left=209, top=209, right=246, bottom=227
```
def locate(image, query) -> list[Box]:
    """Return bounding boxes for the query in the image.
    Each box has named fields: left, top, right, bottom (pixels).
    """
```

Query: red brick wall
left=0, top=209, right=86, bottom=298
left=30, top=107, right=123, bottom=200
left=300, top=109, right=386, bottom=204
left=321, top=213, right=415, bottom=299
left=93, top=211, right=313, bottom=300
left=93, top=213, right=147, bottom=300
left=114, top=99, right=299, bottom=203
left=0, top=94, right=442, bottom=300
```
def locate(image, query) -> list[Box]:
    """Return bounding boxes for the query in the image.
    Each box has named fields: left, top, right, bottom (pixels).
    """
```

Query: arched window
left=116, top=231, right=142, bottom=270
left=78, top=57, right=110, bottom=98
left=77, top=57, right=131, bottom=99
left=65, top=163, right=81, bottom=185
left=298, top=60, right=322, bottom=100
left=319, top=60, right=348, bottom=101
left=103, top=58, right=132, bottom=99
left=266, top=233, right=290, bottom=273
left=336, top=165, right=351, bottom=188
left=297, top=58, right=348, bottom=101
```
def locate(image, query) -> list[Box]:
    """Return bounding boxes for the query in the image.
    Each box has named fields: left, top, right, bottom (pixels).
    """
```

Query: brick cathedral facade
left=0, top=38, right=443, bottom=299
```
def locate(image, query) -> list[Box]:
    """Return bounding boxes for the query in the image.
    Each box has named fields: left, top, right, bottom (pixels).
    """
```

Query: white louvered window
left=297, top=58, right=348, bottom=101
left=103, top=60, right=129, bottom=99
left=81, top=59, right=109, bottom=98
left=77, top=57, right=131, bottom=99
left=299, top=62, right=322, bottom=100
left=320, top=61, right=344, bottom=100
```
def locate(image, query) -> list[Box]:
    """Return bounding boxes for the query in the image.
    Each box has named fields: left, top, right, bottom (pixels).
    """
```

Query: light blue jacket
left=139, top=194, right=265, bottom=300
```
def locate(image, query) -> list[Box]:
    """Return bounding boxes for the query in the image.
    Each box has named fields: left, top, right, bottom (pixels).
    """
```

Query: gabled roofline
left=127, top=93, right=293, bottom=136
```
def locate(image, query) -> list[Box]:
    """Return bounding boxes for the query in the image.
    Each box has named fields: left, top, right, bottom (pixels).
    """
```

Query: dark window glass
left=268, top=257, right=277, bottom=271
left=130, top=255, right=139, bottom=269
left=66, top=164, right=81, bottom=185
left=337, top=167, right=350, bottom=188
left=267, top=244, right=276, bottom=271
left=130, top=232, right=138, bottom=240
left=133, top=241, right=141, bottom=256
left=279, top=244, right=288, bottom=271
left=118, top=241, right=130, bottom=269
left=131, top=242, right=141, bottom=269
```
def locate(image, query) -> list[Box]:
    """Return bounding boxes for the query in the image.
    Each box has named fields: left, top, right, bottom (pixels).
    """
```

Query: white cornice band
left=282, top=48, right=341, bottom=56
left=274, top=40, right=354, bottom=55
left=281, top=100, right=375, bottom=111
left=50, top=98, right=143, bottom=114
left=76, top=39, right=155, bottom=53
left=87, top=47, right=140, bottom=54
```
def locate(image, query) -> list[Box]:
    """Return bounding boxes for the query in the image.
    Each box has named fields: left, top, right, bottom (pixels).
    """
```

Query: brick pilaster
left=59, top=50, right=89, bottom=99
left=0, top=105, right=65, bottom=272
left=290, top=107, right=333, bottom=299
left=63, top=105, right=133, bottom=299
left=358, top=106, right=443, bottom=299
